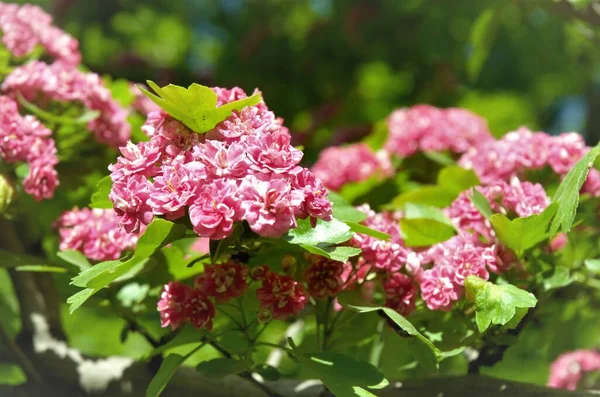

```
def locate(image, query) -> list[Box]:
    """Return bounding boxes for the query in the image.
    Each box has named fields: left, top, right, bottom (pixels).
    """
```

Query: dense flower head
left=157, top=282, right=216, bottom=331
left=304, top=255, right=346, bottom=299
left=419, top=265, right=459, bottom=311
left=0, top=2, right=80, bottom=64
left=459, top=128, right=599, bottom=195
left=311, top=143, right=392, bottom=191
left=548, top=349, right=600, bottom=390
left=2, top=60, right=130, bottom=147
left=195, top=261, right=249, bottom=304
left=55, top=207, right=140, bottom=261
left=350, top=204, right=412, bottom=273
left=0, top=95, right=58, bottom=200
left=384, top=105, right=492, bottom=157
left=109, top=86, right=332, bottom=238
left=383, top=273, right=417, bottom=316
left=256, top=272, right=308, bottom=320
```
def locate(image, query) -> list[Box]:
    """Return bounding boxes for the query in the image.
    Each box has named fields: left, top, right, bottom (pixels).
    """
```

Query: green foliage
left=68, top=218, right=186, bottom=313
left=89, top=176, right=113, bottom=209
left=467, top=8, right=500, bottom=82
left=195, top=358, right=252, bottom=378
left=328, top=191, right=368, bottom=223
left=146, top=353, right=188, bottom=397
left=490, top=203, right=558, bottom=256
left=469, top=188, right=493, bottom=219
left=288, top=338, right=388, bottom=397
left=465, top=276, right=538, bottom=333
left=57, top=250, right=91, bottom=271
left=550, top=144, right=600, bottom=235
left=400, top=203, right=456, bottom=247
left=140, top=81, right=261, bottom=133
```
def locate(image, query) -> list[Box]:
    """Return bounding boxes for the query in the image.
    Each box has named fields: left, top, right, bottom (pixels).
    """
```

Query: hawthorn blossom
left=3, top=61, right=130, bottom=147
left=384, top=273, right=417, bottom=316
left=256, top=272, right=308, bottom=320
left=188, top=179, right=241, bottom=240
left=419, top=265, right=459, bottom=311
left=304, top=256, right=345, bottom=299
left=0, top=95, right=59, bottom=200
left=384, top=105, right=492, bottom=157
left=548, top=350, right=600, bottom=390
left=0, top=3, right=80, bottom=64
left=157, top=282, right=192, bottom=330
left=195, top=261, right=249, bottom=304
left=109, top=175, right=154, bottom=233
left=55, top=207, right=140, bottom=261
left=291, top=168, right=333, bottom=225
left=183, top=289, right=216, bottom=330
left=312, top=143, right=392, bottom=191
left=501, top=178, right=550, bottom=217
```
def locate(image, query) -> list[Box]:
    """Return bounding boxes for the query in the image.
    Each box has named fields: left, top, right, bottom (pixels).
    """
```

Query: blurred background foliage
left=14, top=0, right=600, bottom=162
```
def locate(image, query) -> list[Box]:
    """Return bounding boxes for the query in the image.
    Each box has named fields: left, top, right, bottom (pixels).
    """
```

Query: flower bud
left=0, top=174, right=15, bottom=215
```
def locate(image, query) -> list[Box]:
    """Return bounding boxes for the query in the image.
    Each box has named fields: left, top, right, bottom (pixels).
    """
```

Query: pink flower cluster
left=548, top=349, right=600, bottom=390
left=384, top=105, right=493, bottom=157
left=304, top=255, right=346, bottom=299
left=55, top=207, right=140, bottom=262
left=0, top=95, right=58, bottom=200
left=0, top=2, right=80, bottom=64
left=256, top=270, right=308, bottom=321
left=311, top=143, right=392, bottom=191
left=2, top=60, right=131, bottom=147
left=157, top=281, right=215, bottom=330
left=459, top=127, right=600, bottom=195
left=109, top=87, right=333, bottom=237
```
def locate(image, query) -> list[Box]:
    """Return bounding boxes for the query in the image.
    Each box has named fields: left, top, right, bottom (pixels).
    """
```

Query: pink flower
left=239, top=176, right=298, bottom=238
left=188, top=180, right=242, bottom=240
left=290, top=169, right=333, bottom=225
left=256, top=272, right=308, bottom=320
left=193, top=140, right=250, bottom=179
left=383, top=273, right=417, bottom=316
left=501, top=178, right=550, bottom=217
left=0, top=3, right=81, bottom=64
left=23, top=163, right=59, bottom=201
left=246, top=128, right=303, bottom=174
left=548, top=350, right=600, bottom=390
left=110, top=175, right=154, bottom=233
left=304, top=256, right=345, bottom=299
left=56, top=207, right=140, bottom=261
left=109, top=140, right=162, bottom=181
left=207, top=106, right=280, bottom=142
left=212, top=86, right=248, bottom=106
left=183, top=289, right=216, bottom=330
left=195, top=261, right=249, bottom=304
left=426, top=236, right=491, bottom=287
left=419, top=265, right=459, bottom=311
left=549, top=233, right=568, bottom=252
left=312, top=143, right=391, bottom=191
left=157, top=282, right=192, bottom=330
left=148, top=160, right=206, bottom=220
left=547, top=133, right=588, bottom=175
left=445, top=186, right=501, bottom=241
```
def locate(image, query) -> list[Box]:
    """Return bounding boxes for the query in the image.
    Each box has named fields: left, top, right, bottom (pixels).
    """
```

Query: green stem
left=216, top=307, right=244, bottom=329
left=322, top=298, right=332, bottom=351
left=236, top=297, right=248, bottom=329
left=254, top=342, right=293, bottom=353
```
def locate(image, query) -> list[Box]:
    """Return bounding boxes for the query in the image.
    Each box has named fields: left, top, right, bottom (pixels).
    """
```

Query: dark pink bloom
left=256, top=272, right=308, bottom=320
left=290, top=169, right=333, bottom=225
left=501, top=178, right=549, bottom=217
left=549, top=233, right=568, bottom=252
left=183, top=289, right=216, bottom=330
left=547, top=133, right=588, bottom=175
left=109, top=140, right=162, bottom=181
left=193, top=140, right=250, bottom=179
left=383, top=273, right=417, bottom=316
left=195, top=261, right=249, bottom=304
left=246, top=128, right=303, bottom=174
left=157, top=282, right=192, bottom=330
left=188, top=180, right=242, bottom=240
left=304, top=256, right=345, bottom=299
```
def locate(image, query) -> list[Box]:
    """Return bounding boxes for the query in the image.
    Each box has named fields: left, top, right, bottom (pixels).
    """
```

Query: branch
left=551, top=0, right=600, bottom=26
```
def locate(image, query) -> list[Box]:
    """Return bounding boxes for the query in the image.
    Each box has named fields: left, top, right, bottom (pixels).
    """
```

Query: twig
left=0, top=320, right=41, bottom=382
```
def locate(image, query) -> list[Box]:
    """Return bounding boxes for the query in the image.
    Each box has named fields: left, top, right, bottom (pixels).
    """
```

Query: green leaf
left=346, top=222, right=390, bottom=241
left=89, top=176, right=113, bottom=209
left=288, top=339, right=388, bottom=396
left=57, top=250, right=91, bottom=271
left=299, top=245, right=362, bottom=262
left=68, top=219, right=186, bottom=312
left=423, top=151, right=455, bottom=166
left=196, top=358, right=252, bottom=378
left=438, top=166, right=480, bottom=195
left=338, top=294, right=440, bottom=371
left=542, top=267, right=573, bottom=291
left=465, top=276, right=537, bottom=333
left=467, top=9, right=500, bottom=82
left=328, top=191, right=368, bottom=223
left=584, top=259, right=600, bottom=274
left=468, top=188, right=493, bottom=219
left=146, top=354, right=186, bottom=397
left=67, top=288, right=98, bottom=314
left=285, top=217, right=353, bottom=246
left=550, top=144, right=600, bottom=235
left=140, top=81, right=261, bottom=133
left=254, top=364, right=280, bottom=381
left=389, top=186, right=457, bottom=209
left=400, top=203, right=455, bottom=247
left=17, top=92, right=100, bottom=125
left=16, top=265, right=66, bottom=273
left=490, top=203, right=558, bottom=256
